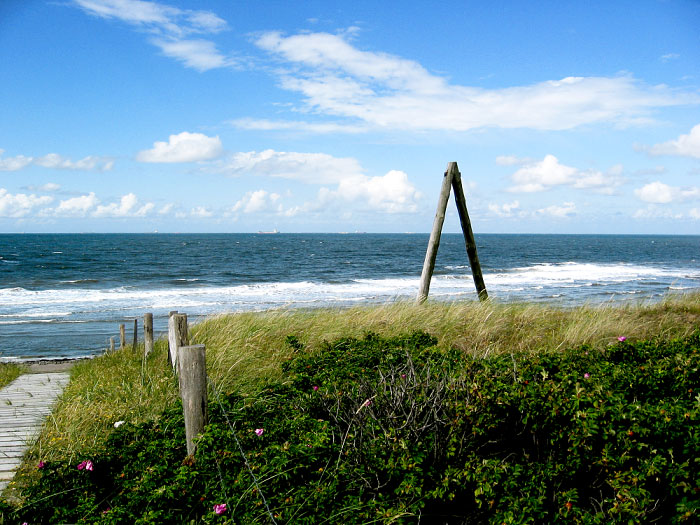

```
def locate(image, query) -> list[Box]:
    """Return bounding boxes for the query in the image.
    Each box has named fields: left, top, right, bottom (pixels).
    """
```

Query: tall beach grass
left=22, top=292, right=700, bottom=467
left=0, top=363, right=23, bottom=390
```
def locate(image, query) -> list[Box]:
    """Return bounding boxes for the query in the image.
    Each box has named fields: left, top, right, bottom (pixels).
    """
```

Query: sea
left=1, top=233, right=698, bottom=360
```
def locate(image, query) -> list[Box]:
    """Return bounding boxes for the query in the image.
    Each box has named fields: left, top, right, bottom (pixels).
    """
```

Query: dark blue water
left=1, top=234, right=698, bottom=359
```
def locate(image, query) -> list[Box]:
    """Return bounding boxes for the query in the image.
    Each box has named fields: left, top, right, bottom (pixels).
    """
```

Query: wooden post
left=144, top=313, right=154, bottom=356
left=417, top=165, right=455, bottom=303
left=451, top=167, right=488, bottom=301
left=132, top=318, right=138, bottom=349
left=110, top=337, right=115, bottom=352
left=168, top=313, right=188, bottom=371
left=178, top=344, right=208, bottom=455
left=417, top=161, right=488, bottom=303
left=119, top=324, right=125, bottom=350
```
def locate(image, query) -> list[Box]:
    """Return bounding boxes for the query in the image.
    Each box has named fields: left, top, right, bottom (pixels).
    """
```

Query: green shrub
left=4, top=332, right=699, bottom=523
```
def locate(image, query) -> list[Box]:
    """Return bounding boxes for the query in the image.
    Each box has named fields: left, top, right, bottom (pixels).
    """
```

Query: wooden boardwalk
left=0, top=373, right=70, bottom=492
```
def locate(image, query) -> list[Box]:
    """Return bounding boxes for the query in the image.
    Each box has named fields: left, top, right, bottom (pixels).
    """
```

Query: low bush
left=4, top=331, right=699, bottom=523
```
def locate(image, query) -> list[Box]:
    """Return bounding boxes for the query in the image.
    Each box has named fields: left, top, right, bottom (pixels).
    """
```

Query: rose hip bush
left=2, top=331, right=698, bottom=523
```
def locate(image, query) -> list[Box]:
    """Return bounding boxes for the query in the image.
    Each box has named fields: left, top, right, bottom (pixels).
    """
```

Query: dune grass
left=21, top=292, right=700, bottom=468
left=0, top=363, right=23, bottom=390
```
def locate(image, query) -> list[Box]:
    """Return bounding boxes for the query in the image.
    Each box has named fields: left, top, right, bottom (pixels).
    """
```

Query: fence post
left=178, top=344, right=208, bottom=455
left=144, top=313, right=154, bottom=357
left=110, top=337, right=115, bottom=352
left=119, top=324, right=125, bottom=350
left=417, top=165, right=454, bottom=303
left=168, top=313, right=188, bottom=371
left=132, top=318, right=138, bottom=350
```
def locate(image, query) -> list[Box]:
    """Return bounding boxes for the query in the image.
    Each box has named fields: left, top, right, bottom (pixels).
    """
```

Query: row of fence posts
left=109, top=312, right=208, bottom=456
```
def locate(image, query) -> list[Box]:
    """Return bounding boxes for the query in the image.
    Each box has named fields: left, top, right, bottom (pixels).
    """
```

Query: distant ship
left=257, top=229, right=280, bottom=234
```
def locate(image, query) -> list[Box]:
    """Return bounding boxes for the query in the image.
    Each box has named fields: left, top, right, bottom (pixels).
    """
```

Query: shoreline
left=0, top=356, right=92, bottom=373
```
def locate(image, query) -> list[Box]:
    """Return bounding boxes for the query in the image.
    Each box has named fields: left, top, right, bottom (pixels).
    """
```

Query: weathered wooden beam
left=168, top=313, right=188, bottom=370
left=451, top=165, right=488, bottom=301
left=417, top=164, right=455, bottom=303
left=119, top=324, right=125, bottom=350
left=144, top=313, right=154, bottom=357
left=178, top=344, right=208, bottom=455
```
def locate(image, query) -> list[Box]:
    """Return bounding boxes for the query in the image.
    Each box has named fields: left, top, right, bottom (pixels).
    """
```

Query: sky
left=1, top=0, right=699, bottom=234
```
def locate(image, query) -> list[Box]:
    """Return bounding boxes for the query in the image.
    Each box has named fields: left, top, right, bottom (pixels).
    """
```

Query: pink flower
left=584, top=373, right=590, bottom=379
left=37, top=460, right=45, bottom=469
left=213, top=503, right=227, bottom=515
left=617, top=336, right=627, bottom=342
left=312, top=385, right=319, bottom=391
left=254, top=428, right=264, bottom=437
left=77, top=460, right=94, bottom=471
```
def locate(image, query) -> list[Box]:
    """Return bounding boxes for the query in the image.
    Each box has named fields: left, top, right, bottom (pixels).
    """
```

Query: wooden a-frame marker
left=417, top=162, right=488, bottom=303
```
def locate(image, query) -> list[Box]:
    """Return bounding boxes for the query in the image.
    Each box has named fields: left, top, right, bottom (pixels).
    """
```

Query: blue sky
left=1, top=0, right=699, bottom=233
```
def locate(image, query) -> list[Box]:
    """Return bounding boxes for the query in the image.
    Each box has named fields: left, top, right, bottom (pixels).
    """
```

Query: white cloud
left=230, top=118, right=368, bottom=134
left=689, top=208, right=700, bottom=220
left=38, top=183, right=61, bottom=192
left=0, top=189, right=53, bottom=218
left=507, top=155, right=623, bottom=194
left=660, top=53, right=680, bottom=62
left=217, top=149, right=421, bottom=215
left=189, top=206, right=213, bottom=218
left=632, top=205, right=684, bottom=219
left=53, top=193, right=100, bottom=216
left=34, top=153, right=114, bottom=171
left=648, top=124, right=700, bottom=159
left=136, top=131, right=223, bottom=163
left=216, top=149, right=364, bottom=184
left=93, top=193, right=154, bottom=217
left=322, top=170, right=422, bottom=213
left=488, top=200, right=520, bottom=217
left=634, top=181, right=700, bottom=204
left=158, top=203, right=174, bottom=214
left=231, top=190, right=282, bottom=214
left=535, top=202, right=576, bottom=218
left=1, top=149, right=113, bottom=172
left=153, top=38, right=234, bottom=71
left=0, top=150, right=33, bottom=171
left=254, top=31, right=697, bottom=132
left=74, top=0, right=227, bottom=34
left=73, top=0, right=233, bottom=71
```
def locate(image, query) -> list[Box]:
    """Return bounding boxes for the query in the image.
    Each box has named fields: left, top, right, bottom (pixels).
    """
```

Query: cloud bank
left=252, top=31, right=698, bottom=132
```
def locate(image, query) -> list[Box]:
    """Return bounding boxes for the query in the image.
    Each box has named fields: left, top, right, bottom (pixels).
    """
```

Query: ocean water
left=1, top=233, right=698, bottom=359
